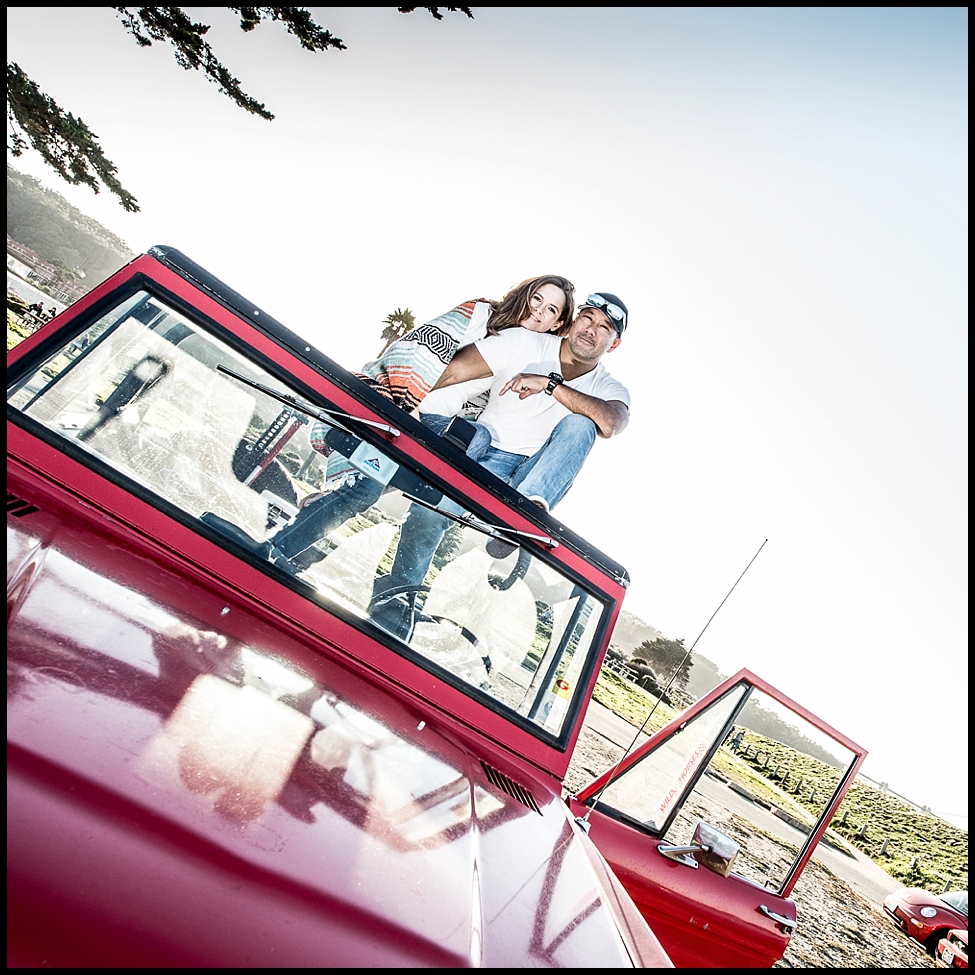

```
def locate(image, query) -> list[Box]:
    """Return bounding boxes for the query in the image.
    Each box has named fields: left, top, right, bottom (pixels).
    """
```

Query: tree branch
left=397, top=7, right=474, bottom=20
left=229, top=7, right=348, bottom=51
left=9, top=7, right=475, bottom=209
left=6, top=63, right=140, bottom=212
left=113, top=6, right=276, bottom=119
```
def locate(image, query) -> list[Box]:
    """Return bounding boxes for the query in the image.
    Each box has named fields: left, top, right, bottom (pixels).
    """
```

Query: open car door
left=567, top=669, right=867, bottom=968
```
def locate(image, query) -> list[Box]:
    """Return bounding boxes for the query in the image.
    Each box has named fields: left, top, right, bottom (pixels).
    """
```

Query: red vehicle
left=7, top=248, right=865, bottom=967
left=938, top=929, right=969, bottom=969
left=884, top=887, right=969, bottom=954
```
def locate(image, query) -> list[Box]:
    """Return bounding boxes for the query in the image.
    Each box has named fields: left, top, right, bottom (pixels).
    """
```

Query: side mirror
left=691, top=822, right=739, bottom=877
left=658, top=821, right=740, bottom=877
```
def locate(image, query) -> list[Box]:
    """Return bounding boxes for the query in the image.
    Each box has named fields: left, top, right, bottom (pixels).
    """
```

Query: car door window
left=596, top=682, right=748, bottom=834
left=572, top=672, right=865, bottom=967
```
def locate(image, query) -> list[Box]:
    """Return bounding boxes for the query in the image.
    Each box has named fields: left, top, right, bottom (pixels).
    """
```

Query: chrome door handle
left=759, top=904, right=795, bottom=933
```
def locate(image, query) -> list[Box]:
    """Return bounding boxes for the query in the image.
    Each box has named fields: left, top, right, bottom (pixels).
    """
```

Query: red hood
left=7, top=492, right=669, bottom=967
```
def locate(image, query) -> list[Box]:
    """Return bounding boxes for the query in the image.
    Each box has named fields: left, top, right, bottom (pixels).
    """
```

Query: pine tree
left=6, top=64, right=140, bottom=213
left=631, top=637, right=692, bottom=690
left=7, top=7, right=473, bottom=212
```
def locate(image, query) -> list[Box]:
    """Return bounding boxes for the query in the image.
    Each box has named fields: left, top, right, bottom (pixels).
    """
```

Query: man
left=272, top=293, right=630, bottom=588
left=420, top=291, right=628, bottom=504
left=373, top=291, right=630, bottom=598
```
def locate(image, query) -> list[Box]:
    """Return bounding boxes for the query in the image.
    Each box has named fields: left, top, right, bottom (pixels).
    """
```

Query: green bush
left=7, top=290, right=28, bottom=314
left=7, top=310, right=32, bottom=350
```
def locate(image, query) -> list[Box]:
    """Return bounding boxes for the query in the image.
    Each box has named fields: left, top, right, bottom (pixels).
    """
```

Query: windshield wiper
left=217, top=364, right=400, bottom=437
left=217, top=365, right=555, bottom=548
left=404, top=492, right=558, bottom=549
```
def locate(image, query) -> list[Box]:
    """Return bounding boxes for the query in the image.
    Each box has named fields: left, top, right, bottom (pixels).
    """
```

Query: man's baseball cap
left=583, top=293, right=628, bottom=336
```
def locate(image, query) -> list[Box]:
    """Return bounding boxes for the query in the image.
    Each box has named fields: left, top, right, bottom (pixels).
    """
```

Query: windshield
left=940, top=890, right=968, bottom=916
left=7, top=290, right=606, bottom=741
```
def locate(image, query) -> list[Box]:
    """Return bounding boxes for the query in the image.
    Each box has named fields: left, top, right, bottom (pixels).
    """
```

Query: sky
left=7, top=7, right=968, bottom=830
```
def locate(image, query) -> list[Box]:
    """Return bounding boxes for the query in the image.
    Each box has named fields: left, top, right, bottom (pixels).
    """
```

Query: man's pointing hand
left=499, top=373, right=549, bottom=400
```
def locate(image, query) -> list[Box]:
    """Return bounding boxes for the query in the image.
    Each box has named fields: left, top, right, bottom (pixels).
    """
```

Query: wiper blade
left=217, top=364, right=400, bottom=437
left=404, top=492, right=558, bottom=549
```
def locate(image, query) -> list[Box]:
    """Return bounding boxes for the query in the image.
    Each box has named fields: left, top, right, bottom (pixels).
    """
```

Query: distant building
left=6, top=235, right=86, bottom=303
left=7, top=236, right=56, bottom=280
left=6, top=252, right=32, bottom=279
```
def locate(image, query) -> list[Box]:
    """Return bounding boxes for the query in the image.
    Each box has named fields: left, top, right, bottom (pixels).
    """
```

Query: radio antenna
left=576, top=539, right=768, bottom=831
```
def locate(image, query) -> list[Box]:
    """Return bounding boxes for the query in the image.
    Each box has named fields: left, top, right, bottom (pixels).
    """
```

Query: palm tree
left=378, top=307, right=416, bottom=354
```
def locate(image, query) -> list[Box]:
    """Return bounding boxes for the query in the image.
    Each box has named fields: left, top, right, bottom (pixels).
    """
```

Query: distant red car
left=937, top=929, right=968, bottom=969
left=883, top=888, right=969, bottom=953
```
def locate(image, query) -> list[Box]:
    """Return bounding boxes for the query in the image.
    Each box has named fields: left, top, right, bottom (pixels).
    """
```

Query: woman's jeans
left=271, top=471, right=384, bottom=562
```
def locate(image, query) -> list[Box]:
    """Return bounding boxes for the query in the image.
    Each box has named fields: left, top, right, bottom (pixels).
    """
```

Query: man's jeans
left=384, top=412, right=597, bottom=592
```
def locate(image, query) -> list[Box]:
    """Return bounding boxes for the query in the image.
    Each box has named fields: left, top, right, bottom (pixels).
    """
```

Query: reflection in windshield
left=7, top=292, right=604, bottom=739
left=940, top=890, right=968, bottom=915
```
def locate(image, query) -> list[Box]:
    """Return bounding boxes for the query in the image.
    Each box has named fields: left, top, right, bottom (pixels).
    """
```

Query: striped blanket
left=309, top=299, right=490, bottom=485
left=355, top=299, right=487, bottom=412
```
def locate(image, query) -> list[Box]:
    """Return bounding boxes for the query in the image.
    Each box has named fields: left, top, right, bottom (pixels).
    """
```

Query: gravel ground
left=565, top=727, right=938, bottom=969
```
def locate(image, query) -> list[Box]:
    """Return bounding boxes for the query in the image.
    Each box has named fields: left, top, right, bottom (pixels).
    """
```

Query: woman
left=309, top=274, right=575, bottom=480
left=354, top=274, right=575, bottom=413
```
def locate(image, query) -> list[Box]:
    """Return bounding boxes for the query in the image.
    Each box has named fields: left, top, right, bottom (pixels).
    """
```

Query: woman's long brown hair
left=485, top=275, right=575, bottom=336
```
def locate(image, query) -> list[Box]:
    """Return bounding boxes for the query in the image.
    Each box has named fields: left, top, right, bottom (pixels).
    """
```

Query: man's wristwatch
left=545, top=372, right=564, bottom=396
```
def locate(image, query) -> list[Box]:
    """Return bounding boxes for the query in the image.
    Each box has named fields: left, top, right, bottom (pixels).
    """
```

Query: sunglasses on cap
left=585, top=294, right=627, bottom=333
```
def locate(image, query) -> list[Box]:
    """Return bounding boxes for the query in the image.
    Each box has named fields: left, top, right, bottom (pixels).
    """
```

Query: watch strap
left=545, top=372, right=564, bottom=396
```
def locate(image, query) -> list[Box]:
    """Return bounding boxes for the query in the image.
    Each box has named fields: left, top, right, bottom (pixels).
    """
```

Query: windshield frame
left=6, top=251, right=629, bottom=772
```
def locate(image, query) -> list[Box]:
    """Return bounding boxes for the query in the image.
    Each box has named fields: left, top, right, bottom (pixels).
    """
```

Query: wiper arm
left=404, top=492, right=558, bottom=549
left=217, top=367, right=555, bottom=546
left=217, top=364, right=400, bottom=437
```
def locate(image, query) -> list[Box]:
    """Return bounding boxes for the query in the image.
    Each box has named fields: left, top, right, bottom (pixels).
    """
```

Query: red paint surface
left=7, top=252, right=666, bottom=967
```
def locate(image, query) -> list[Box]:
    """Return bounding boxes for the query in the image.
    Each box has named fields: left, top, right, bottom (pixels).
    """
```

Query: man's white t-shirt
left=421, top=329, right=630, bottom=456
